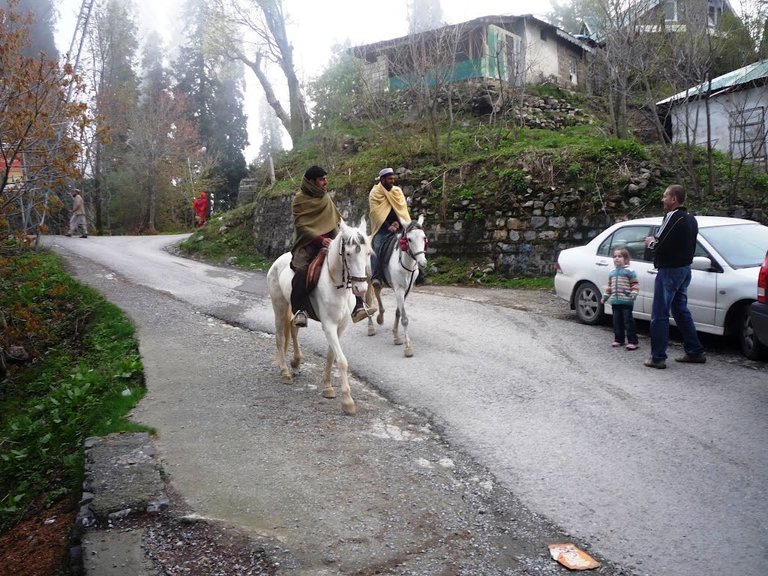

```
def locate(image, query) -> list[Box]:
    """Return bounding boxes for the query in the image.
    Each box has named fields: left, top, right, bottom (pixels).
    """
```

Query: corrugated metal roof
left=350, top=14, right=591, bottom=56
left=656, top=59, right=768, bottom=105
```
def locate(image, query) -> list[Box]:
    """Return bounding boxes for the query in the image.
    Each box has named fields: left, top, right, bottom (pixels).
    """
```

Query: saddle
left=373, top=233, right=399, bottom=287
left=307, top=247, right=326, bottom=292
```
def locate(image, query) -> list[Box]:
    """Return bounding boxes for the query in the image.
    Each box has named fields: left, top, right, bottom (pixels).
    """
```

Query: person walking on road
left=601, top=248, right=640, bottom=350
left=67, top=188, right=88, bottom=238
left=290, top=165, right=375, bottom=327
left=369, top=167, right=411, bottom=285
left=643, top=184, right=706, bottom=369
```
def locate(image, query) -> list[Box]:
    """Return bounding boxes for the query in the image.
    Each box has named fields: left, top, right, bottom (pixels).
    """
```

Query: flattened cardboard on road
left=549, top=543, right=600, bottom=570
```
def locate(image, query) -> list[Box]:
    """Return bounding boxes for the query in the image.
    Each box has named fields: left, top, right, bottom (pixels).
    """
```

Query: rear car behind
left=749, top=250, right=768, bottom=358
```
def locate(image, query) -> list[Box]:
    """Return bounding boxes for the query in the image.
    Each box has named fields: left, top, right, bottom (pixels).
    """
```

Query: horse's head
left=337, top=217, right=370, bottom=297
left=402, top=214, right=428, bottom=270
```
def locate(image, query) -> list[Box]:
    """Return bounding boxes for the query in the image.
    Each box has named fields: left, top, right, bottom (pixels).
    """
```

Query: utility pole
left=66, top=0, right=95, bottom=101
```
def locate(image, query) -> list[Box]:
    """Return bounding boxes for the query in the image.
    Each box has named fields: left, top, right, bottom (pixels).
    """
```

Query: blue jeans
left=650, top=266, right=704, bottom=361
left=371, top=229, right=389, bottom=280
left=612, top=303, right=637, bottom=345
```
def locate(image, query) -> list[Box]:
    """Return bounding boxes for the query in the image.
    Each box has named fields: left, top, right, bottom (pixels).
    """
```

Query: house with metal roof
left=577, top=0, right=735, bottom=43
left=349, top=14, right=593, bottom=93
left=656, top=59, right=768, bottom=169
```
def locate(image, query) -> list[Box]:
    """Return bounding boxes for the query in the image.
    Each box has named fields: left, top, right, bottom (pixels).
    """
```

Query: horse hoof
left=322, top=388, right=336, bottom=399
left=376, top=314, right=384, bottom=325
left=342, top=400, right=357, bottom=415
left=290, top=358, right=301, bottom=369
left=404, top=347, right=413, bottom=358
left=394, top=338, right=402, bottom=346
left=280, top=371, right=293, bottom=383
left=367, top=325, right=376, bottom=337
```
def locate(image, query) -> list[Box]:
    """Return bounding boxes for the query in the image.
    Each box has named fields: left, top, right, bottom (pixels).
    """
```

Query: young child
left=601, top=248, right=640, bottom=350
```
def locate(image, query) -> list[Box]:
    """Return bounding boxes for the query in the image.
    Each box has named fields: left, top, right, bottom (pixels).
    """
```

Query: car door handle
left=597, top=261, right=609, bottom=266
left=647, top=269, right=658, bottom=275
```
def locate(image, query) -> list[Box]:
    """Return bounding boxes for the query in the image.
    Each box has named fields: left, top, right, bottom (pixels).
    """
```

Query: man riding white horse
left=369, top=167, right=412, bottom=287
left=290, top=165, right=376, bottom=327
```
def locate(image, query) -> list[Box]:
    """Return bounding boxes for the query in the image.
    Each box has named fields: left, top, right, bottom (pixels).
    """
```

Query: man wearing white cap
left=369, top=167, right=411, bottom=284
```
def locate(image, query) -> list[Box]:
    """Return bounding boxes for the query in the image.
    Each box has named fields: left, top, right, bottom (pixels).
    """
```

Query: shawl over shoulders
left=369, top=183, right=411, bottom=237
left=291, top=186, right=340, bottom=252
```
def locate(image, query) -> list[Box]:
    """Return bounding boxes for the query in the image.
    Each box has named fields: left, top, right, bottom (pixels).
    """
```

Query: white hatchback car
left=554, top=216, right=768, bottom=360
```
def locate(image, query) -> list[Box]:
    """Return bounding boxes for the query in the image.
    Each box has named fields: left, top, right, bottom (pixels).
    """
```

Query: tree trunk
left=93, top=141, right=103, bottom=235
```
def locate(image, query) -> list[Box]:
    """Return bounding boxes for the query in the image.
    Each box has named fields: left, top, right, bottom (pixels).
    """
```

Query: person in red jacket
left=193, top=192, right=208, bottom=227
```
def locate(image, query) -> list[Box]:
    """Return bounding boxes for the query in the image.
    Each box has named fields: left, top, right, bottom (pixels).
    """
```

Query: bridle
left=398, top=221, right=427, bottom=273
left=329, top=233, right=368, bottom=289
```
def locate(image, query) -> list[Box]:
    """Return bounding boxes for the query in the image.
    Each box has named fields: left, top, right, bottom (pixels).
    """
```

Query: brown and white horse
left=267, top=218, right=370, bottom=415
left=366, top=214, right=428, bottom=357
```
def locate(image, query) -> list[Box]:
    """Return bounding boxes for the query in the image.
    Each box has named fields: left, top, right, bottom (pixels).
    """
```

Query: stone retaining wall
left=249, top=184, right=623, bottom=277
left=249, top=181, right=766, bottom=277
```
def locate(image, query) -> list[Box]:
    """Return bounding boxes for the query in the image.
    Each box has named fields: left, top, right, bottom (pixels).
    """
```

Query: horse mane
left=337, top=220, right=368, bottom=253
left=405, top=220, right=422, bottom=232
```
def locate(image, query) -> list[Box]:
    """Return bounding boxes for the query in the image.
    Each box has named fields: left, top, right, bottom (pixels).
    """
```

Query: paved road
left=46, top=234, right=768, bottom=576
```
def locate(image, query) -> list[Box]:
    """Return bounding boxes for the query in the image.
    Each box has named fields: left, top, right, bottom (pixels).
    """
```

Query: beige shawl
left=369, top=182, right=411, bottom=237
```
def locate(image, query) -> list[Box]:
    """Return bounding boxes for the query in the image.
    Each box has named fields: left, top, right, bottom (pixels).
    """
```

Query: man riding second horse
left=369, top=167, right=412, bottom=286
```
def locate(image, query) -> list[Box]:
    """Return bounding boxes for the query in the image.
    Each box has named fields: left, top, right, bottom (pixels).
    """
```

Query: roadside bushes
left=0, top=248, right=147, bottom=533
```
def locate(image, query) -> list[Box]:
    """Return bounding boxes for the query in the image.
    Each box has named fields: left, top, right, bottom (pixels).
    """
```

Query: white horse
left=367, top=214, right=428, bottom=357
left=267, top=218, right=371, bottom=415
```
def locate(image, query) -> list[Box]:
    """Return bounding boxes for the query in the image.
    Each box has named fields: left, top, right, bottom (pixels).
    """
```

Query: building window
left=708, top=2, right=723, bottom=27
left=664, top=0, right=678, bottom=22
left=489, top=25, right=523, bottom=85
left=730, top=106, right=767, bottom=166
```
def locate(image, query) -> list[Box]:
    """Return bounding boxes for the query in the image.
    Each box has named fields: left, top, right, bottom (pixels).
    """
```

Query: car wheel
left=738, top=304, right=768, bottom=360
left=574, top=282, right=604, bottom=325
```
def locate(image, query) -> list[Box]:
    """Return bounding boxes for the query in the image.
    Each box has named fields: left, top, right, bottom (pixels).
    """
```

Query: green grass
left=0, top=248, right=148, bottom=533
left=427, top=255, right=553, bottom=289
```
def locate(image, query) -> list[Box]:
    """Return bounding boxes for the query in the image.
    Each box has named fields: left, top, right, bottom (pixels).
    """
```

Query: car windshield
left=699, top=223, right=768, bottom=268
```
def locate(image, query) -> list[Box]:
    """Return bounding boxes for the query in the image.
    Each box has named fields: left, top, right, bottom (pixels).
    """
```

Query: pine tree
left=758, top=17, right=768, bottom=59
left=408, top=0, right=443, bottom=34
left=6, top=0, right=58, bottom=59
left=173, top=0, right=247, bottom=211
left=86, top=0, right=140, bottom=233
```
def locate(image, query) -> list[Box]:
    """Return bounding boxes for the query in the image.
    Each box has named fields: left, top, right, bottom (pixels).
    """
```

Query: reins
left=328, top=235, right=367, bottom=289
left=396, top=221, right=426, bottom=296
left=398, top=222, right=425, bottom=273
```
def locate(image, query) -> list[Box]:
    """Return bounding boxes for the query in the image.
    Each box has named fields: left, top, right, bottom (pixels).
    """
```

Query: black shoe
left=675, top=354, right=706, bottom=364
left=65, top=233, right=72, bottom=237
left=80, top=235, right=88, bottom=238
left=644, top=357, right=666, bottom=369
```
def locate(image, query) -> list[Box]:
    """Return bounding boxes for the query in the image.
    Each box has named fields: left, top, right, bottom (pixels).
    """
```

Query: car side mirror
left=691, top=256, right=713, bottom=271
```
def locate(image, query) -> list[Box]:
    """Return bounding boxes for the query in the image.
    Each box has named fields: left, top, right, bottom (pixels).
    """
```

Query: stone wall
left=250, top=183, right=618, bottom=277
left=251, top=189, right=374, bottom=258
left=237, top=178, right=258, bottom=206
left=250, top=178, right=767, bottom=278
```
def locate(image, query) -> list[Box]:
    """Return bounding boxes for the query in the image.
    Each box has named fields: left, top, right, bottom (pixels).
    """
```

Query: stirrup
left=292, top=310, right=308, bottom=327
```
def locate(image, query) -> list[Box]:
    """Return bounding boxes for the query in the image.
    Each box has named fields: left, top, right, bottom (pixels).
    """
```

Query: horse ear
left=358, top=216, right=367, bottom=234
left=418, top=214, right=425, bottom=226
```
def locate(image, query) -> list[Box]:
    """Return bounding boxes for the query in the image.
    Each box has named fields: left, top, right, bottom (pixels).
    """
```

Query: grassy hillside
left=181, top=83, right=768, bottom=283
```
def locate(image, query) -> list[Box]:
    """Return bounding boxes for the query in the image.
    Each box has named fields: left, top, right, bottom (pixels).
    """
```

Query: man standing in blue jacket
left=643, top=184, right=706, bottom=369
